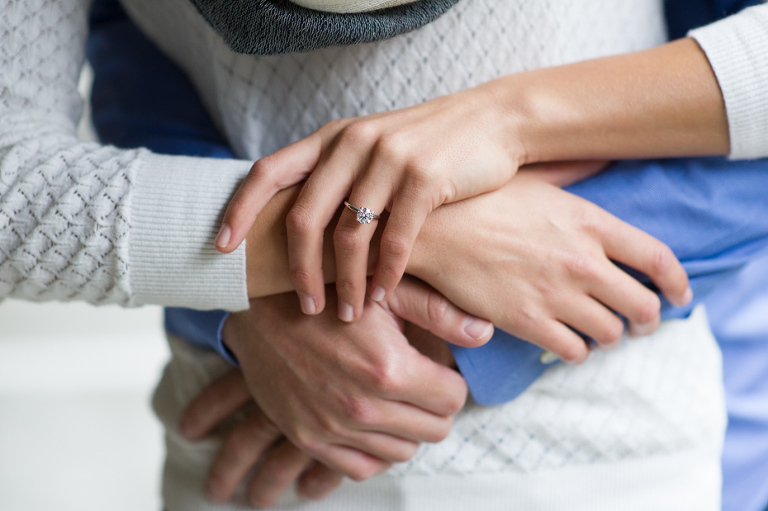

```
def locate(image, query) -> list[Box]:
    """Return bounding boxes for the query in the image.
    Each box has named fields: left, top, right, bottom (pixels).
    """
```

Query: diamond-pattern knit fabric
left=122, top=0, right=722, bottom=506
left=0, top=0, right=136, bottom=305
left=124, top=0, right=669, bottom=162
left=0, top=0, right=251, bottom=310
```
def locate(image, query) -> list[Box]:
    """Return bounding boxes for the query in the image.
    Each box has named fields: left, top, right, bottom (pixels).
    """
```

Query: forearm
left=489, top=38, right=730, bottom=165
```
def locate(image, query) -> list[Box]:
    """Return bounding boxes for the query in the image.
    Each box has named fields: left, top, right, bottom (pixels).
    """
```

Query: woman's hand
left=215, top=277, right=485, bottom=487
left=216, top=84, right=525, bottom=322
left=408, top=174, right=692, bottom=363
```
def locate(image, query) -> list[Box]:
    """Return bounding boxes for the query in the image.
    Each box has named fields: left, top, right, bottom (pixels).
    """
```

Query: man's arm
left=457, top=155, right=768, bottom=405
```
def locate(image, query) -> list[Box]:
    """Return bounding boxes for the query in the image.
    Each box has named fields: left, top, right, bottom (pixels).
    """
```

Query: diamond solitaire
left=356, top=207, right=375, bottom=224
left=344, top=201, right=380, bottom=225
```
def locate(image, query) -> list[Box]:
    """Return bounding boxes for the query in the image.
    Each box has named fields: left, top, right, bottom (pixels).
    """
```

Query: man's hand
left=182, top=277, right=483, bottom=504
left=408, top=173, right=692, bottom=364
left=181, top=370, right=344, bottom=508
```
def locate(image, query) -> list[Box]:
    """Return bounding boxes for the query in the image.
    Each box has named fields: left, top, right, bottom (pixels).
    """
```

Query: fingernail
left=214, top=223, right=231, bottom=248
left=629, top=321, right=656, bottom=338
left=298, top=292, right=316, bottom=315
left=339, top=301, right=354, bottom=322
left=463, top=317, right=493, bottom=340
left=539, top=350, right=559, bottom=364
left=370, top=286, right=386, bottom=302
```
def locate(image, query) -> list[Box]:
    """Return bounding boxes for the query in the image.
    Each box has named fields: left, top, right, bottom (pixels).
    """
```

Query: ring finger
left=334, top=180, right=391, bottom=322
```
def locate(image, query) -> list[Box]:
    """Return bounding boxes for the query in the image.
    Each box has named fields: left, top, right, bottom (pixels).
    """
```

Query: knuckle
left=293, top=429, right=322, bottom=455
left=343, top=120, right=380, bottom=147
left=426, top=291, right=451, bottom=325
left=380, top=231, right=411, bottom=262
left=286, top=204, right=315, bottom=236
left=574, top=206, right=603, bottom=235
left=405, top=164, right=437, bottom=191
left=375, top=132, right=410, bottom=163
left=562, top=252, right=598, bottom=280
left=334, top=224, right=362, bottom=253
left=339, top=395, right=377, bottom=427
left=324, top=118, right=349, bottom=133
left=249, top=156, right=279, bottom=182
left=289, top=267, right=314, bottom=290
left=335, top=277, right=359, bottom=298
left=367, top=360, right=401, bottom=395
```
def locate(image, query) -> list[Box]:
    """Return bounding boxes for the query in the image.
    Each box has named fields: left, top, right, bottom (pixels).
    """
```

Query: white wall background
left=0, top=66, right=171, bottom=511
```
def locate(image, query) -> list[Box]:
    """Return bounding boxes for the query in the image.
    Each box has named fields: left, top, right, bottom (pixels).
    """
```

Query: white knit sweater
left=0, top=0, right=767, bottom=311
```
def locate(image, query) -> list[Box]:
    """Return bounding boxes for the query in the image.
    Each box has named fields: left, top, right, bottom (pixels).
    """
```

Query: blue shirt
left=86, top=1, right=768, bottom=509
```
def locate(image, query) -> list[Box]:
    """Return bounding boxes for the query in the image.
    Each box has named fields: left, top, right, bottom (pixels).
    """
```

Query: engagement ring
left=344, top=201, right=380, bottom=225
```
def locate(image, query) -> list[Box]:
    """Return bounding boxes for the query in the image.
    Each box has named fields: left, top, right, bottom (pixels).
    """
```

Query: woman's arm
left=244, top=173, right=690, bottom=363
left=498, top=38, right=729, bottom=164
left=220, top=9, right=768, bottom=320
left=0, top=0, right=252, bottom=310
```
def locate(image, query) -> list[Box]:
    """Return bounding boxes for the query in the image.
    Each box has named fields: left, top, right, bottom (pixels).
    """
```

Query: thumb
left=385, top=276, right=493, bottom=348
left=215, top=134, right=325, bottom=253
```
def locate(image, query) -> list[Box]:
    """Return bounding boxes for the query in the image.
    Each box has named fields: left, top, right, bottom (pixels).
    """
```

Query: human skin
left=203, top=168, right=690, bottom=502
left=242, top=169, right=691, bottom=361
left=182, top=324, right=453, bottom=507
left=220, top=38, right=719, bottom=325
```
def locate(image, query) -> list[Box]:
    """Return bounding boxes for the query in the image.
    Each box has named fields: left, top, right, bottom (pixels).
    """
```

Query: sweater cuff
left=689, top=5, right=768, bottom=160
left=129, top=152, right=251, bottom=311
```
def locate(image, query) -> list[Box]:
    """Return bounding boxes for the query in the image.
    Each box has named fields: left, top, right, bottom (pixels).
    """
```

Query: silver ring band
left=344, top=201, right=380, bottom=225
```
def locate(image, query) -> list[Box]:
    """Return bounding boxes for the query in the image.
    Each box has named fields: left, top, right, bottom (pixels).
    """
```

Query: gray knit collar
left=187, top=0, right=460, bottom=55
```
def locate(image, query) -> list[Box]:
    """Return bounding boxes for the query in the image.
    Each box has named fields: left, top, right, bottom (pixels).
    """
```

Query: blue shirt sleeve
left=457, top=156, right=768, bottom=405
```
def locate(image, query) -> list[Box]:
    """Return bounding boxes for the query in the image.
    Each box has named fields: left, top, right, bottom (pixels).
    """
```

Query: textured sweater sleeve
left=0, top=0, right=251, bottom=310
left=689, top=3, right=768, bottom=160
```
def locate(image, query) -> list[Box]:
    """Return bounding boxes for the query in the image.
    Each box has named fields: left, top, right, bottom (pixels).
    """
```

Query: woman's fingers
left=334, top=181, right=390, bottom=322
left=246, top=440, right=313, bottom=509
left=297, top=463, right=344, bottom=501
left=386, top=276, right=494, bottom=348
left=599, top=214, right=692, bottom=307
left=206, top=411, right=282, bottom=503
left=369, top=180, right=433, bottom=305
left=216, top=133, right=325, bottom=254
left=286, top=137, right=367, bottom=316
left=179, top=369, right=252, bottom=441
